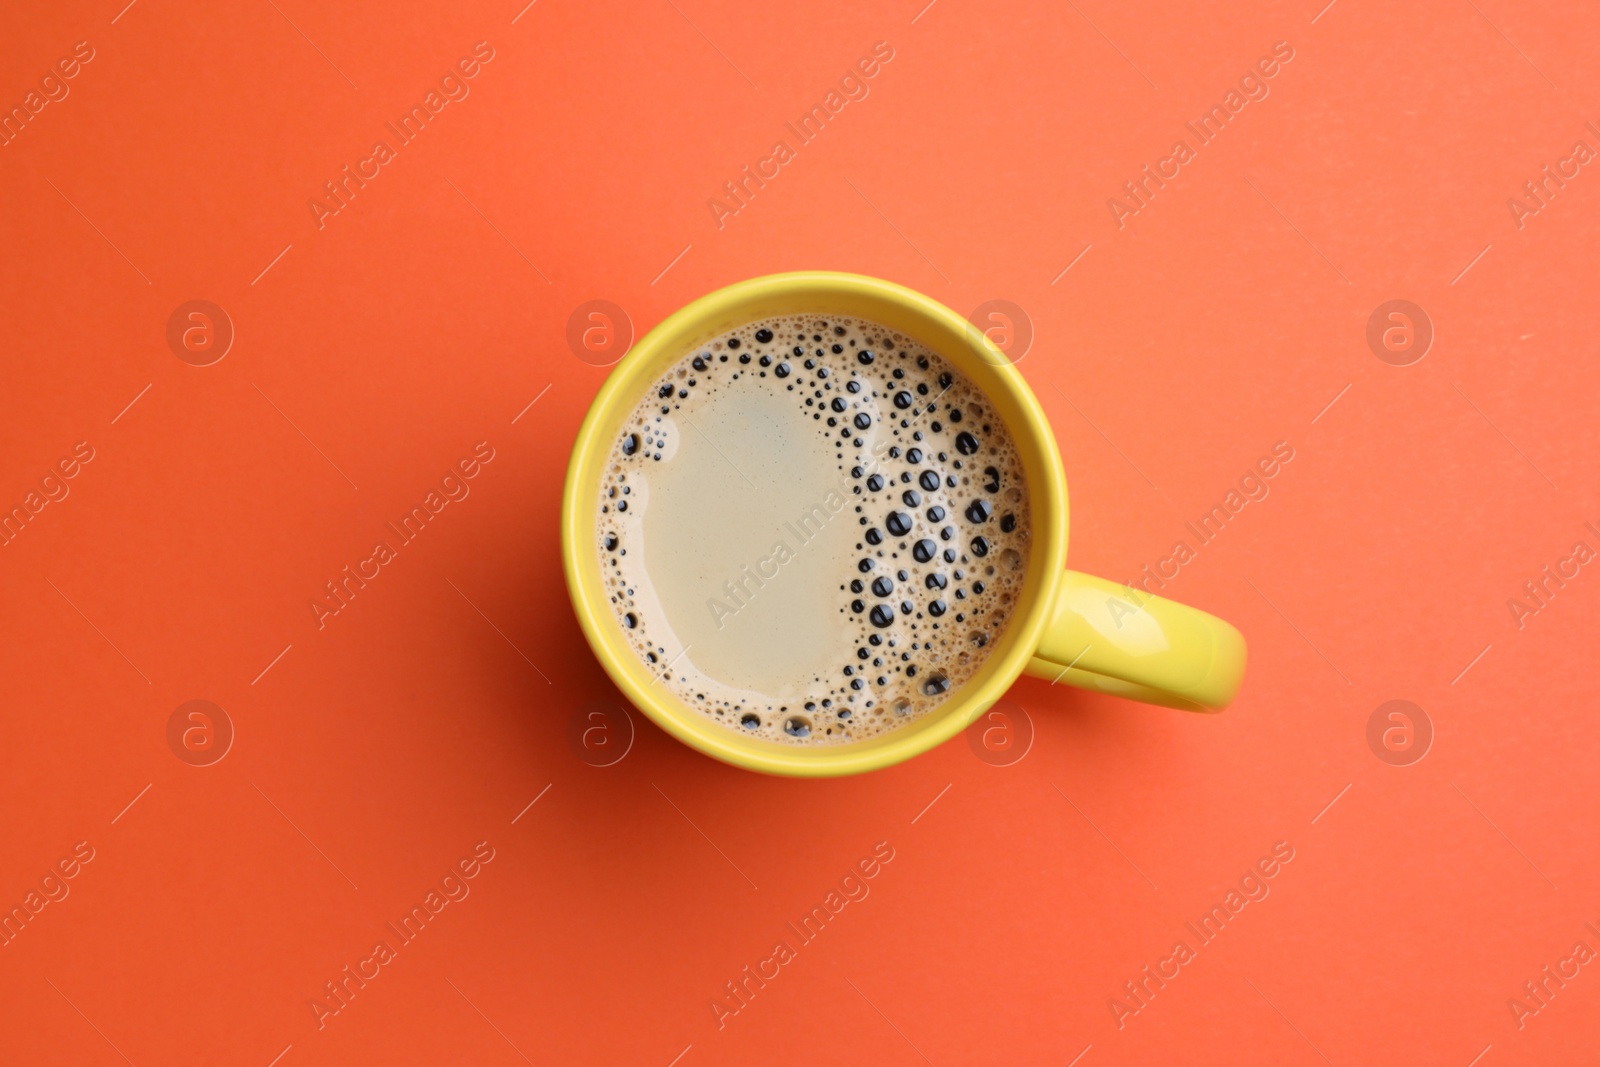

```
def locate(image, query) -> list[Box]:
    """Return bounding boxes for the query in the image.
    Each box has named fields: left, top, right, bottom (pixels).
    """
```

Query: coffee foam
left=598, top=315, right=1030, bottom=745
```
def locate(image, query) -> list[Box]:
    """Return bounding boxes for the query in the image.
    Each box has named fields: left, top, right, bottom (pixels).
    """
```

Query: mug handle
left=1021, top=571, right=1246, bottom=712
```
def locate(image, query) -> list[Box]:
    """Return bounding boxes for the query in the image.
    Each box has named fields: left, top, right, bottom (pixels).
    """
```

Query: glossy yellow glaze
left=561, top=272, right=1245, bottom=776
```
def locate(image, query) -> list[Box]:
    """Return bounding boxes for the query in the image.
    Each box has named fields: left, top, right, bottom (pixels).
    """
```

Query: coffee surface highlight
left=598, top=316, right=1030, bottom=744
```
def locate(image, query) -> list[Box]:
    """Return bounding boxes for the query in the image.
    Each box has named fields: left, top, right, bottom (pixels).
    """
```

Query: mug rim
left=560, top=271, right=1069, bottom=776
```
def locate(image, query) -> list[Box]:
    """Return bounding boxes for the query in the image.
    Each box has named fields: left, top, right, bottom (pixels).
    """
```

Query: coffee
left=597, top=315, right=1029, bottom=744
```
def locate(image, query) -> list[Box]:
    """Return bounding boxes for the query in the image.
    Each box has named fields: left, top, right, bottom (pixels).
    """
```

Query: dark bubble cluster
left=598, top=315, right=1031, bottom=746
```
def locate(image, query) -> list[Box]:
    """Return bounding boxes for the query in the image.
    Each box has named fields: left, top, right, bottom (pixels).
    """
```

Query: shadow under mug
left=561, top=272, right=1246, bottom=777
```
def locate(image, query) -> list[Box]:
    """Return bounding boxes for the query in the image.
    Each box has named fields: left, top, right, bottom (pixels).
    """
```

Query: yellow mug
left=560, top=272, right=1246, bottom=777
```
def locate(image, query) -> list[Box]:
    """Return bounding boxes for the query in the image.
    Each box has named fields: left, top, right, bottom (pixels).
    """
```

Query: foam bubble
left=597, top=316, right=1031, bottom=745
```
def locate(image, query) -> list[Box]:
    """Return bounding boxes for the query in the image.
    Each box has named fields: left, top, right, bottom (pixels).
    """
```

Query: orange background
left=2, top=0, right=1598, bottom=1064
